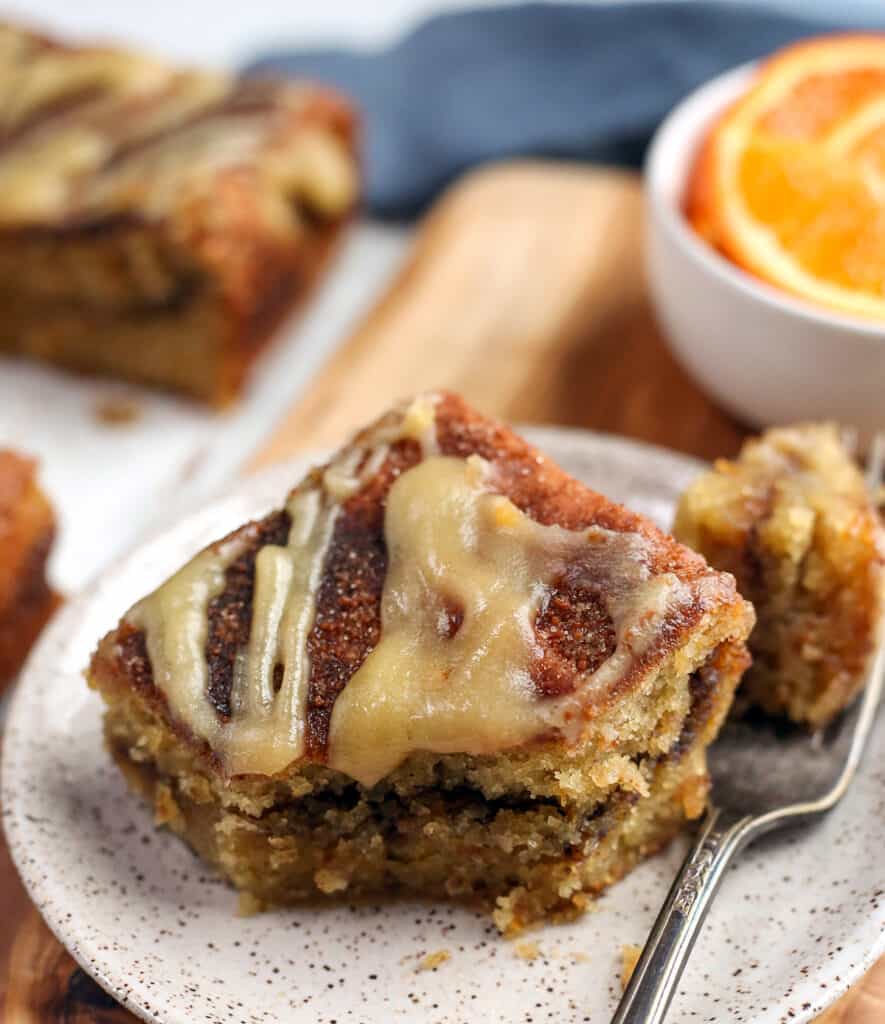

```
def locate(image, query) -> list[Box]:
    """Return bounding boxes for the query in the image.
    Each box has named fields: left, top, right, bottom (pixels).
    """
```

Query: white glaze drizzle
left=0, top=25, right=357, bottom=225
left=125, top=395, right=440, bottom=775
left=126, top=394, right=717, bottom=783
left=326, top=454, right=695, bottom=786
left=127, top=544, right=235, bottom=742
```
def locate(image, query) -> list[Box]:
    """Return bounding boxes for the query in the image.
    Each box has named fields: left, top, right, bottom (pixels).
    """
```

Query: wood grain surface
left=252, top=163, right=745, bottom=467
left=1, top=162, right=881, bottom=1023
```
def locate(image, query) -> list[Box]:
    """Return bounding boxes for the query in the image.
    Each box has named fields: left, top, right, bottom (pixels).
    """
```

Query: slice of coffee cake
left=675, top=424, right=885, bottom=728
left=0, top=22, right=358, bottom=403
left=88, top=393, right=753, bottom=932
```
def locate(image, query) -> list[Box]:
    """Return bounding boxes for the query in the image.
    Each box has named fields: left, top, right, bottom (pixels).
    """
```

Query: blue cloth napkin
left=246, top=2, right=879, bottom=218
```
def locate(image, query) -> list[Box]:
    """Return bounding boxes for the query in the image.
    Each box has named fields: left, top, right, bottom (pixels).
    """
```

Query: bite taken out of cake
left=675, top=424, right=885, bottom=729
left=88, top=392, right=753, bottom=933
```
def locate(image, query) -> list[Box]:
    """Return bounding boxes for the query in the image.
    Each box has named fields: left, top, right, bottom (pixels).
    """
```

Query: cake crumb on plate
left=416, top=950, right=450, bottom=972
left=514, top=940, right=541, bottom=961
left=621, top=944, right=643, bottom=989
left=236, top=892, right=266, bottom=917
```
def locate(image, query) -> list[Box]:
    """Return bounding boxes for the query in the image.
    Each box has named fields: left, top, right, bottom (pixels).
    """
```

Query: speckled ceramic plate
left=3, top=428, right=884, bottom=1024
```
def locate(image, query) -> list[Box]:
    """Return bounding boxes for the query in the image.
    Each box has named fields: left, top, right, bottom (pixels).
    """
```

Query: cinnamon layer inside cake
left=0, top=214, right=343, bottom=402
left=100, top=639, right=745, bottom=933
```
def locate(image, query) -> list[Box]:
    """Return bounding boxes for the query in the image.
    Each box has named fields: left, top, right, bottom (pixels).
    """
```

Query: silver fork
left=612, top=433, right=885, bottom=1024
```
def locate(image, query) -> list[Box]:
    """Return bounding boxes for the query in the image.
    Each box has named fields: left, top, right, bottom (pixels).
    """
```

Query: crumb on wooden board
left=93, top=395, right=142, bottom=426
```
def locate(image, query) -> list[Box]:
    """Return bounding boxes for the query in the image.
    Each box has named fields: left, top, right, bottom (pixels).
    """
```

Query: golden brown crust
left=0, top=450, right=58, bottom=687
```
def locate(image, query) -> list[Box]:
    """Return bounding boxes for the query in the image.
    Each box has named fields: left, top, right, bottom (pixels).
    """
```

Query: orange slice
left=686, top=34, right=885, bottom=319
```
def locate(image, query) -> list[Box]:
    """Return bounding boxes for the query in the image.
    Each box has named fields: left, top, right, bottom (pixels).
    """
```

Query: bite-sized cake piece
left=0, top=23, right=358, bottom=404
left=89, top=392, right=753, bottom=932
left=0, top=450, right=58, bottom=688
left=675, top=424, right=885, bottom=728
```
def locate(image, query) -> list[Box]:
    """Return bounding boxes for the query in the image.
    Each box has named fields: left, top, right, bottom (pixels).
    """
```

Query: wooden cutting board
left=0, top=162, right=880, bottom=1023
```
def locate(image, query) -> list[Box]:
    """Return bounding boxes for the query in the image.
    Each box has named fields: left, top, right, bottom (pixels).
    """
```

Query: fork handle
left=611, top=805, right=755, bottom=1024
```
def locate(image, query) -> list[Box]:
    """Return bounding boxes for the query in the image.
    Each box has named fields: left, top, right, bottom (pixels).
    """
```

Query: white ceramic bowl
left=645, top=63, right=885, bottom=447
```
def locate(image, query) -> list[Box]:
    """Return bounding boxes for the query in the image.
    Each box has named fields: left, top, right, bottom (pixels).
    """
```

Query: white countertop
left=6, top=0, right=869, bottom=70
left=5, top=0, right=515, bottom=67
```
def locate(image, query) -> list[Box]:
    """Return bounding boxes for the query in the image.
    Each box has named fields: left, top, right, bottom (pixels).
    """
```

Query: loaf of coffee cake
left=0, top=451, right=57, bottom=689
left=89, top=393, right=753, bottom=932
left=675, top=425, right=885, bottom=727
left=0, top=23, right=358, bottom=403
